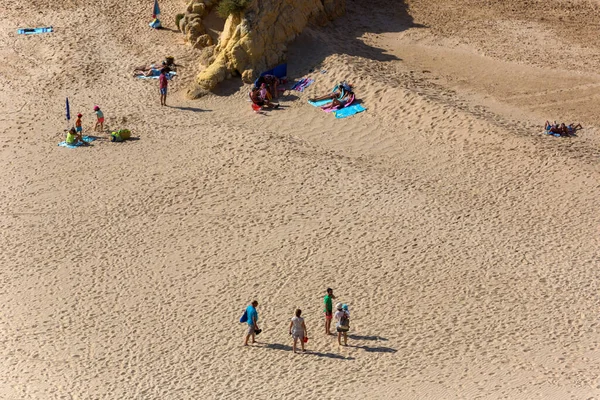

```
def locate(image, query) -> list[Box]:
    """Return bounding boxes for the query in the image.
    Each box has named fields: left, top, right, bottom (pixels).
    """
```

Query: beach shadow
left=286, top=0, right=425, bottom=78
left=262, top=343, right=355, bottom=360
left=157, top=27, right=179, bottom=33
left=350, top=345, right=397, bottom=353
left=278, top=93, right=300, bottom=102
left=348, top=334, right=388, bottom=341
left=169, top=106, right=210, bottom=112
left=213, top=77, right=245, bottom=97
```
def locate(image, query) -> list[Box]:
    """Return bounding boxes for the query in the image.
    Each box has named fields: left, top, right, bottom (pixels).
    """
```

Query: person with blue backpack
left=241, top=300, right=261, bottom=346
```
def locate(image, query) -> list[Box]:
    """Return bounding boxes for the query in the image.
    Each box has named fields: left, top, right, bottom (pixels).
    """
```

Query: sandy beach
left=1, top=0, right=600, bottom=398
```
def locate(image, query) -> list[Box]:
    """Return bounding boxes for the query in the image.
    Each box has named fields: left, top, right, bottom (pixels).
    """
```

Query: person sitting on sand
left=262, top=74, right=280, bottom=98
left=289, top=308, right=308, bottom=353
left=250, top=87, right=278, bottom=109
left=66, top=127, right=86, bottom=145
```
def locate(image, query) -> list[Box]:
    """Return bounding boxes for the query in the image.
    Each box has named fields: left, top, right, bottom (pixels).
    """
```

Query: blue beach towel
left=58, top=136, right=96, bottom=148
left=334, top=104, right=366, bottom=119
left=136, top=70, right=176, bottom=80
left=308, top=99, right=333, bottom=107
left=544, top=129, right=561, bottom=137
left=18, top=27, right=53, bottom=35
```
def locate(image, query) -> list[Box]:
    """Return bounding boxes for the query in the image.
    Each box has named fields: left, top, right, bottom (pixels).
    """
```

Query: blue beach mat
left=544, top=129, right=561, bottom=137
left=136, top=70, right=176, bottom=80
left=308, top=99, right=333, bottom=107
left=58, top=136, right=96, bottom=148
left=334, top=104, right=366, bottom=119
left=18, top=27, right=53, bottom=35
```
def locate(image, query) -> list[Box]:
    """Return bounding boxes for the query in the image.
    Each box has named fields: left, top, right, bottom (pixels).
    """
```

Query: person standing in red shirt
left=159, top=69, right=168, bottom=106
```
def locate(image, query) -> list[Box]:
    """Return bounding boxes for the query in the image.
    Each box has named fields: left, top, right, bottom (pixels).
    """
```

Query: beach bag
left=111, top=129, right=131, bottom=142
left=239, top=309, right=248, bottom=323
left=337, top=312, right=350, bottom=332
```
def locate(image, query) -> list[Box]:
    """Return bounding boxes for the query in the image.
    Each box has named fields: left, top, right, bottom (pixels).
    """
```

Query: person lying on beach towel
left=545, top=121, right=582, bottom=137
left=133, top=57, right=181, bottom=77
left=309, top=82, right=353, bottom=103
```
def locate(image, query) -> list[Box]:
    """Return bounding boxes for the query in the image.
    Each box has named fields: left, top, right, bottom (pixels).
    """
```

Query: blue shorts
left=160, top=87, right=167, bottom=95
left=75, top=126, right=82, bottom=132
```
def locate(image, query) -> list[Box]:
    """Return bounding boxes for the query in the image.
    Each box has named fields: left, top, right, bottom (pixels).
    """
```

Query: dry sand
left=1, top=0, right=600, bottom=398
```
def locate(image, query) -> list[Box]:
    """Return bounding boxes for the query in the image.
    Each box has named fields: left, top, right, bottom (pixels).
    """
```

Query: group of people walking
left=242, top=288, right=351, bottom=354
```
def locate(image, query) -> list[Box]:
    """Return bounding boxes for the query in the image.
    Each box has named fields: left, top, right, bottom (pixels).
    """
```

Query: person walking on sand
left=334, top=302, right=350, bottom=346
left=289, top=309, right=308, bottom=353
left=159, top=68, right=168, bottom=106
left=324, top=288, right=336, bottom=335
left=244, top=300, right=260, bottom=346
left=93, top=106, right=104, bottom=132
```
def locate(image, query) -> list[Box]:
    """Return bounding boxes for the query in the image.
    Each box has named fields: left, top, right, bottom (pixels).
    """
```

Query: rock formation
left=178, top=0, right=345, bottom=96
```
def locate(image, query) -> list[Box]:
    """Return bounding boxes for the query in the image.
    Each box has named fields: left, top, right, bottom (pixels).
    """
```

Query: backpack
left=239, top=309, right=248, bottom=323
left=338, top=311, right=350, bottom=332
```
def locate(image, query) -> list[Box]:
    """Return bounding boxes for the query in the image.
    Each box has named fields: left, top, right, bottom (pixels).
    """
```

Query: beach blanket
left=18, top=27, right=53, bottom=35
left=136, top=70, right=176, bottom=80
left=292, top=78, right=314, bottom=92
left=334, top=104, right=366, bottom=119
left=308, top=99, right=333, bottom=107
left=260, top=64, right=287, bottom=79
left=547, top=131, right=562, bottom=137
left=58, top=136, right=96, bottom=148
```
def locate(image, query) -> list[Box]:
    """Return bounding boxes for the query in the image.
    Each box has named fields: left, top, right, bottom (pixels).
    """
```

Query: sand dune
left=1, top=0, right=600, bottom=398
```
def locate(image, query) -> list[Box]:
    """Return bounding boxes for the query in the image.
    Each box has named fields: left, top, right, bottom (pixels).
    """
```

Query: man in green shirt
left=324, top=288, right=336, bottom=335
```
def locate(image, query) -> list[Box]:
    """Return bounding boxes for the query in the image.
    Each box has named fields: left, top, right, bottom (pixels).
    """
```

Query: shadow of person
left=349, top=344, right=397, bottom=353
left=262, top=343, right=355, bottom=360
left=348, top=334, right=388, bottom=341
left=168, top=106, right=211, bottom=112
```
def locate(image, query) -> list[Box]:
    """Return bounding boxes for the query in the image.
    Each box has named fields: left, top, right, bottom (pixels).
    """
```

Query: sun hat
left=342, top=304, right=348, bottom=311
left=77, top=113, right=82, bottom=117
left=93, top=105, right=99, bottom=111
left=335, top=302, right=343, bottom=310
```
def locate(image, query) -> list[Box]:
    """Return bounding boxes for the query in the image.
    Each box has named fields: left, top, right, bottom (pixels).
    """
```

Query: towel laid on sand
left=136, top=70, right=176, bottom=80
left=292, top=78, right=314, bottom=92
left=58, top=136, right=96, bottom=148
left=308, top=99, right=333, bottom=107
left=18, top=27, right=53, bottom=35
left=334, top=104, right=366, bottom=119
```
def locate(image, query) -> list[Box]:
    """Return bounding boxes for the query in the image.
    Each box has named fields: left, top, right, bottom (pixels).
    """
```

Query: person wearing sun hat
left=334, top=302, right=350, bottom=346
left=93, top=105, right=104, bottom=132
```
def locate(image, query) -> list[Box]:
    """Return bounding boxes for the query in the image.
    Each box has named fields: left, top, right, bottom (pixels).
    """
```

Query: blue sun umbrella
left=150, top=0, right=162, bottom=28
left=152, top=0, right=160, bottom=18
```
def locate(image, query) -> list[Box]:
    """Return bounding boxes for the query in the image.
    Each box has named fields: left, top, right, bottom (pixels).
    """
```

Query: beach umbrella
left=152, top=0, right=160, bottom=19
left=65, top=97, right=70, bottom=121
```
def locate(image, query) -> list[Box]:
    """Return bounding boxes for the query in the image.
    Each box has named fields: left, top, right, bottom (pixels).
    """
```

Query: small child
left=75, top=113, right=83, bottom=134
left=94, top=105, right=104, bottom=132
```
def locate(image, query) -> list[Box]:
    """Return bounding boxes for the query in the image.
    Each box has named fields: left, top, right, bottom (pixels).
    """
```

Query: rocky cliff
left=179, top=0, right=345, bottom=96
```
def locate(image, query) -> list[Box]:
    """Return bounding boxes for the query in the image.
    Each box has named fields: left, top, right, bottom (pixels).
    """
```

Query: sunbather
left=545, top=121, right=582, bottom=136
left=133, top=58, right=179, bottom=77
left=566, top=123, right=583, bottom=135
left=309, top=82, right=353, bottom=102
